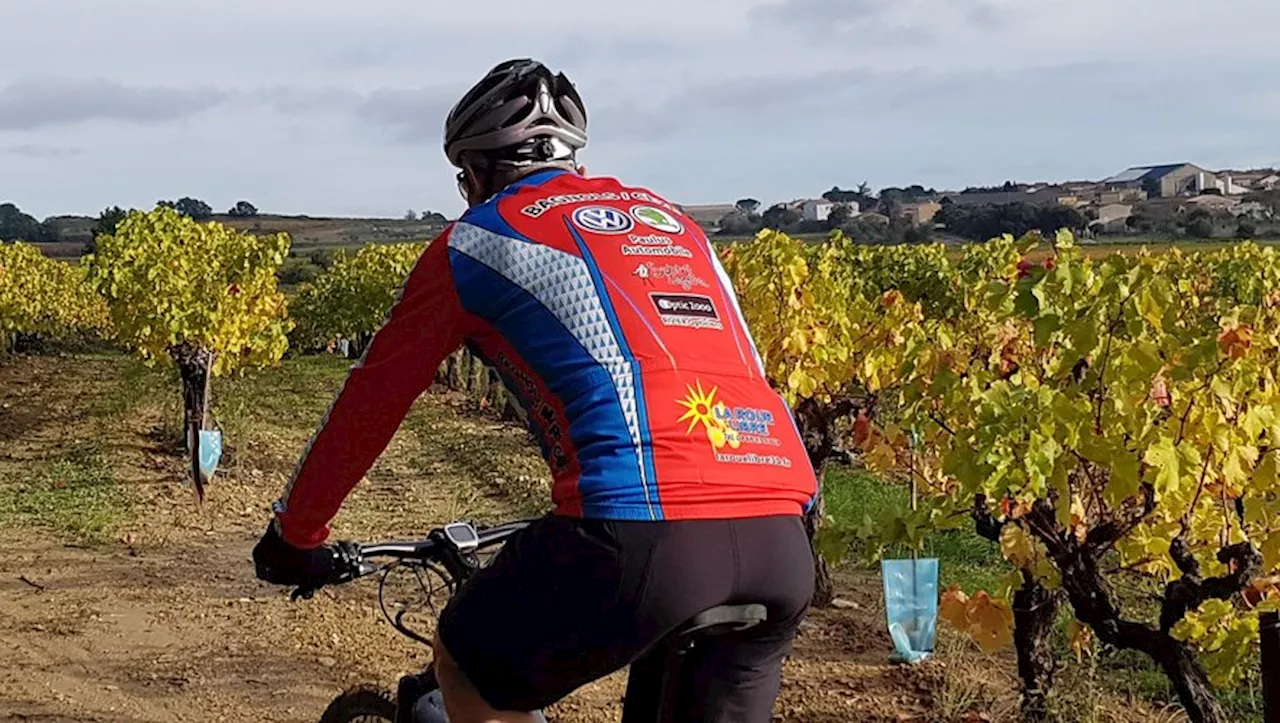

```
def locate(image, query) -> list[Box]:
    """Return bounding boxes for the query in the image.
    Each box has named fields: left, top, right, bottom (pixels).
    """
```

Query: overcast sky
left=2, top=0, right=1277, bottom=219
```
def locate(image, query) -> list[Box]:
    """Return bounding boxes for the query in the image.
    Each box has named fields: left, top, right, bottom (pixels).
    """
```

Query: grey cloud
left=356, top=87, right=458, bottom=143
left=0, top=78, right=455, bottom=139
left=322, top=46, right=391, bottom=72
left=751, top=0, right=929, bottom=41
left=752, top=0, right=1013, bottom=40
left=248, top=86, right=365, bottom=114
left=4, top=144, right=84, bottom=158
left=0, top=78, right=228, bottom=131
left=592, top=59, right=1279, bottom=147
left=593, top=67, right=885, bottom=143
left=549, top=36, right=692, bottom=67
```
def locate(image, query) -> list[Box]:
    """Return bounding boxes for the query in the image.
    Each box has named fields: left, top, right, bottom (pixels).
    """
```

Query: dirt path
left=0, top=532, right=938, bottom=722
left=0, top=354, right=958, bottom=722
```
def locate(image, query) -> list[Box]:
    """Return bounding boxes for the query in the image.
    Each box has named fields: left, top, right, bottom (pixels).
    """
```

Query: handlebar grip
left=287, top=541, right=367, bottom=601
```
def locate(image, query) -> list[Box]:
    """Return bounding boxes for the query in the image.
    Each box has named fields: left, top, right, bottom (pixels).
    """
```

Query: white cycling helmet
left=443, top=59, right=588, bottom=171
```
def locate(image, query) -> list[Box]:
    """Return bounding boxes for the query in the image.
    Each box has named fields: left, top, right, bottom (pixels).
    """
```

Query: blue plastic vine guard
left=197, top=429, right=223, bottom=484
left=881, top=557, right=939, bottom=664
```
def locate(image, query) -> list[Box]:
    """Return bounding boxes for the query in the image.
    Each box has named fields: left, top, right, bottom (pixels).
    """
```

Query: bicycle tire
left=317, top=684, right=397, bottom=723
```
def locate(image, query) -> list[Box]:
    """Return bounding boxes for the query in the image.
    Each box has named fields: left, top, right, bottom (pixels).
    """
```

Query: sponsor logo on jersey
left=572, top=206, right=634, bottom=234
left=676, top=381, right=788, bottom=468
left=650, top=293, right=723, bottom=330
left=517, top=186, right=680, bottom=218
left=521, top=192, right=629, bottom=218
left=630, top=204, right=684, bottom=234
left=621, top=234, right=693, bottom=258
left=632, top=262, right=709, bottom=291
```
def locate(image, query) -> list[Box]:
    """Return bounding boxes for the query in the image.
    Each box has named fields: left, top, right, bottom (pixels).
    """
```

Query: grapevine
left=288, top=242, right=426, bottom=354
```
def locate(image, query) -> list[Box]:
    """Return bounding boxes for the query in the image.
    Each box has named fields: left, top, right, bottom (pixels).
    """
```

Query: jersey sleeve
left=274, top=231, right=465, bottom=549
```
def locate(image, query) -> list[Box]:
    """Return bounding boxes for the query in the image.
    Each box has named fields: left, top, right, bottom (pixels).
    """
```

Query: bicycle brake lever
left=287, top=541, right=367, bottom=602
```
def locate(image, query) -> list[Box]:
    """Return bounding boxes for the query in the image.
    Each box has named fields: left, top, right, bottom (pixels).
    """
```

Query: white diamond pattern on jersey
left=447, top=222, right=652, bottom=508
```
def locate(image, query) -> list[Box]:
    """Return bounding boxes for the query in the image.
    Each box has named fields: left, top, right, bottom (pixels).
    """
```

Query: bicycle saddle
left=671, top=604, right=767, bottom=641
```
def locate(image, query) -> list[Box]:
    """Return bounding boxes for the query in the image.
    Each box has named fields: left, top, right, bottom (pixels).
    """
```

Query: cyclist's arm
left=273, top=230, right=465, bottom=549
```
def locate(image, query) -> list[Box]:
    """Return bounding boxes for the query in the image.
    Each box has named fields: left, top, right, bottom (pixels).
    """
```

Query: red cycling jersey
left=274, top=169, right=818, bottom=549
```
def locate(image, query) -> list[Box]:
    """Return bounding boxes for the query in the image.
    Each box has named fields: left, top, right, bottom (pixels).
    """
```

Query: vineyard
left=3, top=207, right=1280, bottom=721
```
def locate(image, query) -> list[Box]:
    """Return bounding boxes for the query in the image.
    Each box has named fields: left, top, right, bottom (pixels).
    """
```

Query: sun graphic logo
left=676, top=381, right=742, bottom=450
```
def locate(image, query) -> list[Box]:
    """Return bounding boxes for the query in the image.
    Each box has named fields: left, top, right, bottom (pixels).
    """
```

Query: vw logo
left=572, top=206, right=634, bottom=234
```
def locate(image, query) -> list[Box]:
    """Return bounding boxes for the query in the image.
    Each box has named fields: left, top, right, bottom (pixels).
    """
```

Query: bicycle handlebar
left=359, top=519, right=533, bottom=559
left=289, top=518, right=535, bottom=600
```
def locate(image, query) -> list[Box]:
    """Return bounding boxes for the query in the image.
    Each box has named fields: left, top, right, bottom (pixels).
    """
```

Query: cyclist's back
left=255, top=58, right=817, bottom=723
left=446, top=168, right=817, bottom=523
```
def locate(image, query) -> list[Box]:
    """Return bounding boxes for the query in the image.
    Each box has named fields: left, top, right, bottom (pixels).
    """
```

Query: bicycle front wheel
left=317, top=684, right=397, bottom=723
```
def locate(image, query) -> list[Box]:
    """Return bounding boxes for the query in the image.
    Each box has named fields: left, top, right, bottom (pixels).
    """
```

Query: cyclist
left=252, top=58, right=819, bottom=723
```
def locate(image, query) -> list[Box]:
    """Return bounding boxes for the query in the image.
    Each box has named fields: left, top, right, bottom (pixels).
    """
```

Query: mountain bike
left=295, top=517, right=768, bottom=723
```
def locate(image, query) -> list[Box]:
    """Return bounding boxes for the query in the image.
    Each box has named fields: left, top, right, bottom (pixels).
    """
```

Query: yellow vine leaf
left=1000, top=524, right=1037, bottom=569
left=965, top=592, right=1015, bottom=653
left=1066, top=620, right=1095, bottom=663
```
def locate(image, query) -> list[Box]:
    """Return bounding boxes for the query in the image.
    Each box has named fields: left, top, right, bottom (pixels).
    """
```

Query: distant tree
left=1186, top=215, right=1215, bottom=239
left=0, top=203, right=53, bottom=242
left=278, top=259, right=321, bottom=285
left=961, top=182, right=1018, bottom=194
left=1185, top=207, right=1212, bottom=223
left=404, top=209, right=418, bottom=221
left=717, top=210, right=760, bottom=236
left=822, top=183, right=877, bottom=210
left=420, top=211, right=448, bottom=224
left=227, top=201, right=259, bottom=217
left=162, top=197, right=213, bottom=220
left=827, top=204, right=855, bottom=229
left=902, top=224, right=932, bottom=244
left=839, top=215, right=890, bottom=245
left=877, top=193, right=904, bottom=219
left=936, top=202, right=1086, bottom=241
left=1244, top=189, right=1280, bottom=211
left=760, top=203, right=802, bottom=231
left=94, top=206, right=128, bottom=236
left=877, top=185, right=936, bottom=202
left=735, top=198, right=761, bottom=216
left=1037, top=204, right=1088, bottom=235
left=821, top=186, right=862, bottom=204
left=308, top=248, right=342, bottom=270
left=84, top=206, right=130, bottom=254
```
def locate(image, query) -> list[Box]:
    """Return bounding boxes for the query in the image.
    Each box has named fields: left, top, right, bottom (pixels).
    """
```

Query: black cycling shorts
left=435, top=513, right=814, bottom=720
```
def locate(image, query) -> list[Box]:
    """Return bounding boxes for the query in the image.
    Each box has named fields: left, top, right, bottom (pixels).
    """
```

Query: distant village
left=679, top=162, right=1280, bottom=239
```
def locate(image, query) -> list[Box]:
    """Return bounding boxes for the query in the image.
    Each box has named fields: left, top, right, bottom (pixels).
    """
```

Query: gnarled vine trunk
left=172, top=341, right=213, bottom=501
left=803, top=489, right=836, bottom=608
left=1019, top=497, right=1254, bottom=723
left=973, top=498, right=1060, bottom=722
left=1012, top=576, right=1059, bottom=723
left=794, top=396, right=866, bottom=609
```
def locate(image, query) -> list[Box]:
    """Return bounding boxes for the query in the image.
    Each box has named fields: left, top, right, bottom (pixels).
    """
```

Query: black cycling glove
left=252, top=520, right=353, bottom=589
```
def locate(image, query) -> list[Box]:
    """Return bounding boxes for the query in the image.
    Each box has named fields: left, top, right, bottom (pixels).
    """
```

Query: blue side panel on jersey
left=564, top=220, right=662, bottom=520
left=462, top=340, right=555, bottom=463
left=448, top=248, right=650, bottom=516
left=458, top=169, right=569, bottom=245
